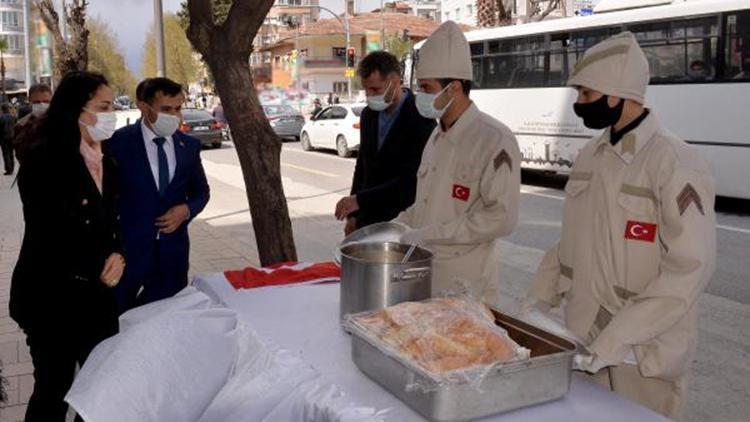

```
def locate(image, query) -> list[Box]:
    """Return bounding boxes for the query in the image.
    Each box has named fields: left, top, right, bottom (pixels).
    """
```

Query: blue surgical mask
left=415, top=84, right=454, bottom=120
left=366, top=81, right=393, bottom=112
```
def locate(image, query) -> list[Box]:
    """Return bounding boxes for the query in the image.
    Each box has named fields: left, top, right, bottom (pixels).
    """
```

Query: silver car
left=263, top=105, right=306, bottom=141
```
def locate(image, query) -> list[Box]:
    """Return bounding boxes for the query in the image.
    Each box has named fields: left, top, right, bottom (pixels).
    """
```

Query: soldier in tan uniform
left=524, top=32, right=716, bottom=420
left=397, top=21, right=521, bottom=304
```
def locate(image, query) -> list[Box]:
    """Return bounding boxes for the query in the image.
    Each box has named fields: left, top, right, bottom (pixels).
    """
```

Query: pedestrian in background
left=336, top=51, right=435, bottom=235
left=11, top=71, right=124, bottom=421
left=0, top=103, right=15, bottom=175
left=14, top=84, right=53, bottom=164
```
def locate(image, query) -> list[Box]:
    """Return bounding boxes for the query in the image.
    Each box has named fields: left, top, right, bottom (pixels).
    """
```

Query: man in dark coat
left=107, top=78, right=210, bottom=312
left=335, top=51, right=436, bottom=235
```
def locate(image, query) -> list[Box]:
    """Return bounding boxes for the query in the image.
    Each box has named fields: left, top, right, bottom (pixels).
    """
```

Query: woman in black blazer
left=11, top=71, right=125, bottom=422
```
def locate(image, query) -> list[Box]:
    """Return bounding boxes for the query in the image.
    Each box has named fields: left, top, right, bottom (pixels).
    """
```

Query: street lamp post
left=153, top=0, right=166, bottom=77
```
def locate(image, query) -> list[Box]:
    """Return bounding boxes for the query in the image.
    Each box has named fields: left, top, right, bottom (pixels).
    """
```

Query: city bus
left=410, top=0, right=750, bottom=199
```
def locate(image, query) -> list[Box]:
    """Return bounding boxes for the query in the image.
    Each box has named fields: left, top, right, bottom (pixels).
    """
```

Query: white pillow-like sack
left=66, top=289, right=244, bottom=422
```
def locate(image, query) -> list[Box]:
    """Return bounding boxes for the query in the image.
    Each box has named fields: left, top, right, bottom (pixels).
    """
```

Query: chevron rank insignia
left=493, top=150, right=512, bottom=171
left=676, top=183, right=704, bottom=216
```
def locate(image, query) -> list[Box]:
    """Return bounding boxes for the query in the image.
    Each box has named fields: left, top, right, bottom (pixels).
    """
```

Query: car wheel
left=336, top=135, right=352, bottom=158
left=301, top=132, right=313, bottom=151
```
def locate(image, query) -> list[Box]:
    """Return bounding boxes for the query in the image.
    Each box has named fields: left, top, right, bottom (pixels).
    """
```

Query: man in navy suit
left=107, top=77, right=210, bottom=313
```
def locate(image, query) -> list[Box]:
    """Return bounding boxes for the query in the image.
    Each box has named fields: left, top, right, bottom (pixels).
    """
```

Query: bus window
left=548, top=33, right=571, bottom=86
left=470, top=42, right=485, bottom=57
left=723, top=11, right=750, bottom=81
left=471, top=57, right=483, bottom=88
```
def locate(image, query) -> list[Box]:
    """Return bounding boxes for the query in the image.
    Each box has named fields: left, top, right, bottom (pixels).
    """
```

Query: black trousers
left=0, top=139, right=13, bottom=174
left=23, top=318, right=118, bottom=422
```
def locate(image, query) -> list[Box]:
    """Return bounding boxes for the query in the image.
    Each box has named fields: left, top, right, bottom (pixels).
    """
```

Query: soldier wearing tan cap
left=396, top=21, right=521, bottom=304
left=523, top=32, right=716, bottom=419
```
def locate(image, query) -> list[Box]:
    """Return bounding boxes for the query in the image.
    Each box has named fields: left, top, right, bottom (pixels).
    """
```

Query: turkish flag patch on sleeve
left=452, top=184, right=470, bottom=201
left=624, top=220, right=658, bottom=243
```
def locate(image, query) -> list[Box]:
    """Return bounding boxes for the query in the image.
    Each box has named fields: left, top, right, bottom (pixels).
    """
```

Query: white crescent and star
left=629, top=224, right=648, bottom=237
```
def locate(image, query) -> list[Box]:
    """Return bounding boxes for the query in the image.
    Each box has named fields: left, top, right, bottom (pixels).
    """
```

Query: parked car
left=180, top=108, right=224, bottom=149
left=263, top=104, right=305, bottom=141
left=300, top=103, right=365, bottom=157
left=113, top=95, right=132, bottom=110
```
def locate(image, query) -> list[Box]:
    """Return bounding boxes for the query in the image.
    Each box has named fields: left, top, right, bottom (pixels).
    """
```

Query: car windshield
left=182, top=109, right=213, bottom=121
left=264, top=105, right=297, bottom=116
left=351, top=106, right=365, bottom=117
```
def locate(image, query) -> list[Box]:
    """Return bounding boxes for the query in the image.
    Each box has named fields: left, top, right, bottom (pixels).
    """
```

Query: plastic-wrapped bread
left=347, top=297, right=529, bottom=378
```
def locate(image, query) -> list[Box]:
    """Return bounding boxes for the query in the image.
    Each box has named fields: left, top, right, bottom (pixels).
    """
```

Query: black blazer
left=351, top=89, right=436, bottom=228
left=10, top=143, right=121, bottom=333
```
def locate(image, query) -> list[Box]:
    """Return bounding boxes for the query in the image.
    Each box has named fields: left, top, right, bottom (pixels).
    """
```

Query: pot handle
left=392, top=267, right=431, bottom=282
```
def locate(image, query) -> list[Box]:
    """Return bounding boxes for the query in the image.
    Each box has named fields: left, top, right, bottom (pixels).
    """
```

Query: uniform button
left=423, top=199, right=428, bottom=204
left=431, top=166, right=437, bottom=172
left=81, top=198, right=88, bottom=205
left=85, top=220, right=90, bottom=225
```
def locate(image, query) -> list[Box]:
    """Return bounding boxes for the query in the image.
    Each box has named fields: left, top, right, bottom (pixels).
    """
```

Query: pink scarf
left=79, top=139, right=103, bottom=193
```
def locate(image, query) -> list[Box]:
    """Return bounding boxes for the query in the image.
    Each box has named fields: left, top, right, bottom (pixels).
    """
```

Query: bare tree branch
left=186, top=0, right=214, bottom=55
left=35, top=0, right=89, bottom=80
left=530, top=0, right=562, bottom=22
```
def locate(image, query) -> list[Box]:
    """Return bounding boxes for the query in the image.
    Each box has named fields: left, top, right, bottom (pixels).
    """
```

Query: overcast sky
left=87, top=0, right=364, bottom=77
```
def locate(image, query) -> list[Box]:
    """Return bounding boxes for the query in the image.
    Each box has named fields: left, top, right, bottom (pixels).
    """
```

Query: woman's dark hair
left=18, top=71, right=109, bottom=161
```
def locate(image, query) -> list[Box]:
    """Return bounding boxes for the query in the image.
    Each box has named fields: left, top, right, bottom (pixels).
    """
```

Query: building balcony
left=302, top=56, right=347, bottom=69
left=0, top=24, right=24, bottom=33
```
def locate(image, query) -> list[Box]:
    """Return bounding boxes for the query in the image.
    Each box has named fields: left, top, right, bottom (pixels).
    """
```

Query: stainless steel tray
left=350, top=309, right=576, bottom=421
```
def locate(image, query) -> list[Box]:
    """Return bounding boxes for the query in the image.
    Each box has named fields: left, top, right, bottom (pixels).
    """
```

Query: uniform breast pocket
left=452, top=163, right=481, bottom=208
left=617, top=184, right=660, bottom=293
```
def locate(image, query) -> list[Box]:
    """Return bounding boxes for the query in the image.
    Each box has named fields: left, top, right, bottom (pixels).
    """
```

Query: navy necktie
left=152, top=137, right=169, bottom=196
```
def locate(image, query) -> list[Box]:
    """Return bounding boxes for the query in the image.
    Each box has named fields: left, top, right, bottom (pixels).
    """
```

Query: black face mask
left=573, top=95, right=625, bottom=129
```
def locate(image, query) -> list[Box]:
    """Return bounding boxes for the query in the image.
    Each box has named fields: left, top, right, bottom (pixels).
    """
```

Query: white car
left=300, top=103, right=366, bottom=157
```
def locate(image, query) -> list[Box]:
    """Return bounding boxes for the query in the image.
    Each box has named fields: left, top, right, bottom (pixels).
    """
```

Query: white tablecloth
left=193, top=273, right=666, bottom=422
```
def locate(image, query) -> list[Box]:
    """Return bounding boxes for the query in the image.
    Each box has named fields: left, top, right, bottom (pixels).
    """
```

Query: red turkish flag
left=452, top=184, right=470, bottom=201
left=624, top=221, right=658, bottom=243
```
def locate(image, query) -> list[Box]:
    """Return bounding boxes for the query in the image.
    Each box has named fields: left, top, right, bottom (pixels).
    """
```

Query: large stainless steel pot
left=339, top=242, right=432, bottom=320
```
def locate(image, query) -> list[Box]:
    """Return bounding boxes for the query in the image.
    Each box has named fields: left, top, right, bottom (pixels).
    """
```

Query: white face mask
left=31, top=102, right=49, bottom=116
left=366, top=81, right=393, bottom=112
left=150, top=111, right=181, bottom=137
left=80, top=109, right=117, bottom=142
left=415, top=83, right=454, bottom=120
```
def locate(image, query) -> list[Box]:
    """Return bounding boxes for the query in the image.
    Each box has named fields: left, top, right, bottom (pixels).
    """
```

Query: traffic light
left=346, top=47, right=356, bottom=68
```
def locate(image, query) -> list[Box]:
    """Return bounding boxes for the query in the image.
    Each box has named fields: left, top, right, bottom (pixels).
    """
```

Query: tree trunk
left=208, top=55, right=297, bottom=265
left=185, top=0, right=297, bottom=266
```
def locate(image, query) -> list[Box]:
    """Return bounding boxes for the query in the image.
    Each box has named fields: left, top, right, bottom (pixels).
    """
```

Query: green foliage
left=142, top=13, right=201, bottom=88
left=177, top=0, right=234, bottom=30
left=0, top=38, right=8, bottom=52
left=87, top=17, right=137, bottom=97
left=385, top=33, right=414, bottom=62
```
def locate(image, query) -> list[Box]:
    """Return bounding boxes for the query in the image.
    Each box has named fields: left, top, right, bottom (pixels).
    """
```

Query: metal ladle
left=401, top=243, right=419, bottom=264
